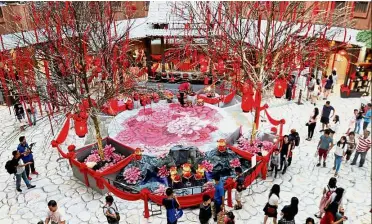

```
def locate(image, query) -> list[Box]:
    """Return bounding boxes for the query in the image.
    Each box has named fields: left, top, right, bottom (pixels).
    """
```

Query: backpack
left=5, top=159, right=17, bottom=174
left=104, top=204, right=120, bottom=223
left=294, top=132, right=300, bottom=146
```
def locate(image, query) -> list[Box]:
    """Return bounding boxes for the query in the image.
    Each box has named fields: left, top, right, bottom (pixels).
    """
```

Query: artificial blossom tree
left=4, top=2, right=143, bottom=159
left=169, top=1, right=354, bottom=128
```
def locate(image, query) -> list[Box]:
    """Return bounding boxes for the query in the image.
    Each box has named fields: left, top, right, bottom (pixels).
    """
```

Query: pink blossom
left=123, top=167, right=142, bottom=184
left=237, top=138, right=274, bottom=154
left=154, top=184, right=167, bottom=195
left=230, top=158, right=241, bottom=168
left=201, top=160, right=214, bottom=172
left=84, top=144, right=126, bottom=172
left=157, top=165, right=170, bottom=178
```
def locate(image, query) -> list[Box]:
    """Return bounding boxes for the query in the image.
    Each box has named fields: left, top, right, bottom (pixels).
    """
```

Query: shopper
left=362, top=103, right=371, bottom=130
left=306, top=217, right=315, bottom=224
left=12, top=150, right=36, bottom=192
left=345, top=132, right=356, bottom=162
left=307, top=75, right=316, bottom=101
left=331, top=69, right=338, bottom=93
left=279, top=135, right=291, bottom=174
left=286, top=75, right=295, bottom=101
left=213, top=174, right=225, bottom=222
left=328, top=115, right=340, bottom=137
left=103, top=195, right=120, bottom=224
left=310, top=79, right=321, bottom=106
left=199, top=194, right=212, bottom=224
left=162, top=188, right=181, bottom=224
left=306, top=107, right=319, bottom=141
left=320, top=101, right=335, bottom=131
left=320, top=203, right=346, bottom=224
left=320, top=188, right=346, bottom=224
left=346, top=109, right=358, bottom=135
left=323, top=75, right=333, bottom=100
left=27, top=103, right=37, bottom=126
left=263, top=184, right=280, bottom=224
left=315, top=177, right=337, bottom=219
left=234, top=167, right=244, bottom=210
left=45, top=200, right=66, bottom=224
left=354, top=110, right=363, bottom=134
left=351, top=130, right=371, bottom=167
left=17, top=136, right=39, bottom=180
left=317, top=130, right=334, bottom=167
left=333, top=136, right=347, bottom=177
left=279, top=197, right=299, bottom=224
left=269, top=148, right=280, bottom=178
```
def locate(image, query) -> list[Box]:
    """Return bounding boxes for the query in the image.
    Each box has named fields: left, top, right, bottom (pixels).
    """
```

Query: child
left=345, top=132, right=356, bottom=162
left=269, top=148, right=280, bottom=178
left=199, top=194, right=212, bottom=224
left=234, top=167, right=244, bottom=210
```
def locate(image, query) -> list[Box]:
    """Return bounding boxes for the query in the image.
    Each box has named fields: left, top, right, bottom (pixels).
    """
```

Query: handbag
left=104, top=203, right=120, bottom=223
left=167, top=199, right=183, bottom=223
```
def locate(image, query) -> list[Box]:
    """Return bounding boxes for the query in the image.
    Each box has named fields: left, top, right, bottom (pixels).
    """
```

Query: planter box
left=71, top=137, right=134, bottom=194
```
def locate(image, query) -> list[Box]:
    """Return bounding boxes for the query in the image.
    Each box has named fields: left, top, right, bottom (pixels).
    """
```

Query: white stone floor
left=0, top=93, right=370, bottom=224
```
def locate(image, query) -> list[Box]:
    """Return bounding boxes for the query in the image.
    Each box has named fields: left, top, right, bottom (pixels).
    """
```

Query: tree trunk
left=91, top=112, right=104, bottom=160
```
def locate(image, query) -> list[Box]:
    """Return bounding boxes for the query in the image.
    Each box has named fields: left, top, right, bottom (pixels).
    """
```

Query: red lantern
left=217, top=59, right=224, bottom=73
left=140, top=95, right=147, bottom=106
left=126, top=99, right=134, bottom=110
left=133, top=92, right=139, bottom=101
left=241, top=82, right=254, bottom=112
left=273, top=79, right=287, bottom=98
left=204, top=76, right=209, bottom=85
left=73, top=113, right=88, bottom=138
left=200, top=64, right=208, bottom=73
left=153, top=93, right=160, bottom=103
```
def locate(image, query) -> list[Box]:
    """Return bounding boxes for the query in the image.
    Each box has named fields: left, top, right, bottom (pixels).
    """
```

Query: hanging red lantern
left=140, top=95, right=147, bottom=106
left=204, top=76, right=209, bottom=85
left=126, top=98, right=134, bottom=110
left=133, top=92, right=139, bottom=101
left=217, top=59, right=224, bottom=73
left=152, top=93, right=160, bottom=103
left=200, top=64, right=208, bottom=73
left=73, top=113, right=88, bottom=138
left=273, top=79, right=287, bottom=98
left=241, top=82, right=255, bottom=112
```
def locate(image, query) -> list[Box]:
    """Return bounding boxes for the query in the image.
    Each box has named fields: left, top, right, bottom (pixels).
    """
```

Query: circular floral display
left=114, top=103, right=222, bottom=155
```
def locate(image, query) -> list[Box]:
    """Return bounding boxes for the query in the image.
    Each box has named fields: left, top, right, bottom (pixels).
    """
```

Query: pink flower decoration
left=201, top=160, right=214, bottom=172
left=157, top=165, right=170, bottom=178
left=237, top=138, right=274, bottom=154
left=230, top=158, right=241, bottom=168
left=123, top=167, right=142, bottom=184
left=85, top=145, right=125, bottom=163
left=154, top=184, right=167, bottom=195
left=84, top=144, right=126, bottom=172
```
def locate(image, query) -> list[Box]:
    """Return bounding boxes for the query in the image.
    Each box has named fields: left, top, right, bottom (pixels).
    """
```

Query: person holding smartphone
left=17, top=136, right=39, bottom=180
left=12, top=150, right=36, bottom=192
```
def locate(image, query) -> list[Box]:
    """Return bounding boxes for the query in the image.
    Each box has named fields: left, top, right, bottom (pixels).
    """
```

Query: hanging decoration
left=73, top=112, right=89, bottom=138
